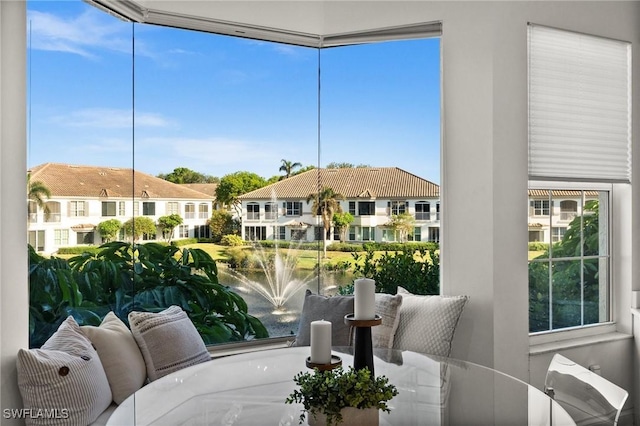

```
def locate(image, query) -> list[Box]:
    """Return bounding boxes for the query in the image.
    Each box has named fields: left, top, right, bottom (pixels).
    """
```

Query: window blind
left=528, top=24, right=631, bottom=183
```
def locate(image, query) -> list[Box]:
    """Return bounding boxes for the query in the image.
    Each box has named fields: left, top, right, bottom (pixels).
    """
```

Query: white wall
left=0, top=0, right=28, bottom=422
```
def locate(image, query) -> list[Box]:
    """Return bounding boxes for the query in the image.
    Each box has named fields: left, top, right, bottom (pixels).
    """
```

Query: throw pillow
left=393, top=287, right=468, bottom=357
left=16, top=316, right=112, bottom=426
left=81, top=311, right=147, bottom=404
left=128, top=305, right=211, bottom=381
left=293, top=290, right=354, bottom=347
left=372, top=293, right=403, bottom=349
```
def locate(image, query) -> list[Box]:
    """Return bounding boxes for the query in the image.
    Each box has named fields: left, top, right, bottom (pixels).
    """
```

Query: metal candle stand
left=344, top=314, right=382, bottom=377
left=306, top=355, right=342, bottom=371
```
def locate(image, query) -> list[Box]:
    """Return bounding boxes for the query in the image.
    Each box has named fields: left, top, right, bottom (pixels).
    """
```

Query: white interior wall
left=0, top=0, right=28, bottom=422
left=0, top=0, right=639, bottom=420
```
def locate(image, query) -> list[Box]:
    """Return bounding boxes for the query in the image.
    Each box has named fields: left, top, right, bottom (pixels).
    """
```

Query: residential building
left=238, top=167, right=440, bottom=244
left=28, top=163, right=214, bottom=254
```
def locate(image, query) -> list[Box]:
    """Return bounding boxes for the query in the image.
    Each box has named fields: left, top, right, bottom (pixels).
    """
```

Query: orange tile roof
left=181, top=183, right=218, bottom=198
left=29, top=163, right=213, bottom=200
left=528, top=189, right=600, bottom=198
left=239, top=167, right=439, bottom=200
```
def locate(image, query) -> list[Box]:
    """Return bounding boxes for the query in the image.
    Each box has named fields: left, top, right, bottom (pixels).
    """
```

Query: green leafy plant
left=285, top=367, right=398, bottom=425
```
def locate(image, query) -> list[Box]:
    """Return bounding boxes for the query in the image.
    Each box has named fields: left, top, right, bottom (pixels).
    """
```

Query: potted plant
left=285, top=366, right=398, bottom=426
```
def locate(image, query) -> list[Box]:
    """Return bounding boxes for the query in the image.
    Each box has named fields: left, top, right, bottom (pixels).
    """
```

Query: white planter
left=307, top=407, right=379, bottom=426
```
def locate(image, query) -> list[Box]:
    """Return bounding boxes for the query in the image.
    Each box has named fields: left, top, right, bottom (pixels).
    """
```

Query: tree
left=387, top=213, right=416, bottom=242
left=209, top=210, right=237, bottom=242
left=215, top=171, right=267, bottom=216
left=157, top=214, right=183, bottom=242
left=279, top=159, right=302, bottom=179
left=122, top=217, right=157, bottom=242
left=306, top=186, right=345, bottom=256
left=332, top=212, right=354, bottom=242
left=97, top=219, right=122, bottom=243
left=27, top=173, right=51, bottom=219
left=157, top=167, right=218, bottom=184
left=325, top=162, right=371, bottom=169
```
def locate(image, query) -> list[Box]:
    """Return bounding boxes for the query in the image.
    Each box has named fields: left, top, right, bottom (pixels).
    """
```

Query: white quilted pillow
left=81, top=312, right=147, bottom=404
left=392, top=287, right=468, bottom=357
left=129, top=306, right=211, bottom=381
left=372, top=293, right=403, bottom=349
left=16, top=316, right=112, bottom=426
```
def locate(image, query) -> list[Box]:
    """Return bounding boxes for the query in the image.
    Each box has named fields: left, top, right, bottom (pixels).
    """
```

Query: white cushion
left=81, top=312, right=147, bottom=404
left=372, top=293, right=403, bottom=349
left=16, top=316, right=112, bottom=426
left=292, top=290, right=354, bottom=347
left=128, top=306, right=211, bottom=381
left=392, top=287, right=468, bottom=357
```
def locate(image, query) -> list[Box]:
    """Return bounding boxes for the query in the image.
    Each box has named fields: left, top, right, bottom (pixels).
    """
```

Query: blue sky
left=27, top=1, right=441, bottom=183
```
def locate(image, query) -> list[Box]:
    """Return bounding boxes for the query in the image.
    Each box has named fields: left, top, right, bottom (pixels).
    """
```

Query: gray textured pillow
left=372, top=293, right=403, bottom=349
left=128, top=306, right=211, bottom=381
left=16, top=316, right=112, bottom=426
left=393, top=287, right=468, bottom=357
left=293, top=290, right=354, bottom=347
left=81, top=311, right=147, bottom=404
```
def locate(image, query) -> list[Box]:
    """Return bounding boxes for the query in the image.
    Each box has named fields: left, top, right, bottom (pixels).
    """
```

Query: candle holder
left=344, top=314, right=382, bottom=376
left=306, top=355, right=342, bottom=371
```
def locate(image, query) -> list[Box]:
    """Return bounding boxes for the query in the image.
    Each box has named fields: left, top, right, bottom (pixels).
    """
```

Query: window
left=291, top=229, right=307, bottom=241
left=246, top=226, right=267, bottom=241
left=54, top=229, right=69, bottom=246
left=69, top=201, right=86, bottom=217
left=382, top=229, right=396, bottom=242
left=278, top=226, right=286, bottom=240
left=185, top=203, right=195, bottom=219
left=410, top=227, right=422, bottom=242
left=118, top=201, right=126, bottom=216
left=348, top=226, right=356, bottom=241
left=142, top=202, right=155, bottom=216
left=436, top=203, right=440, bottom=221
left=528, top=25, right=630, bottom=333
left=133, top=202, right=139, bottom=217
left=265, top=203, right=278, bottom=220
left=389, top=201, right=407, bottom=215
left=28, top=201, right=37, bottom=223
left=194, top=225, right=210, bottom=239
left=179, top=225, right=189, bottom=238
left=348, top=201, right=356, bottom=215
left=415, top=202, right=430, bottom=221
left=199, top=203, right=209, bottom=219
left=76, top=231, right=94, bottom=245
left=102, top=201, right=116, bottom=217
left=428, top=227, right=439, bottom=243
left=358, top=201, right=375, bottom=216
left=284, top=201, right=302, bottom=216
left=167, top=202, right=179, bottom=215
left=29, top=230, right=45, bottom=252
left=247, top=203, right=260, bottom=220
left=44, top=201, right=61, bottom=222
left=362, top=227, right=375, bottom=241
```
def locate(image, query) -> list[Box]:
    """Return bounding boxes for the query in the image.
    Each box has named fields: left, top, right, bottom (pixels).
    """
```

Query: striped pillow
left=17, top=316, right=112, bottom=426
left=128, top=306, right=211, bottom=381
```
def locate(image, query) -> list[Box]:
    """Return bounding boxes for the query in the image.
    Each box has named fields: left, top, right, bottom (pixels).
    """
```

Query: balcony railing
left=44, top=213, right=61, bottom=223
left=415, top=212, right=431, bottom=221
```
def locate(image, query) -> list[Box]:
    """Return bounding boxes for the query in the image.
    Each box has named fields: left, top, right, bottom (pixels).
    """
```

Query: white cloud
left=27, top=9, right=132, bottom=59
left=50, top=108, right=173, bottom=129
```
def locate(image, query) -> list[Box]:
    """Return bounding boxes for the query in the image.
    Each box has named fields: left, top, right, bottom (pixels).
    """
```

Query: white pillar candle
left=310, top=320, right=332, bottom=364
left=354, top=278, right=376, bottom=320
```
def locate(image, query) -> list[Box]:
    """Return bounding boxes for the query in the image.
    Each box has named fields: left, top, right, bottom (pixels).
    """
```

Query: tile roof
left=181, top=183, right=218, bottom=198
left=528, top=189, right=600, bottom=197
left=29, top=163, right=213, bottom=200
left=239, top=167, right=439, bottom=200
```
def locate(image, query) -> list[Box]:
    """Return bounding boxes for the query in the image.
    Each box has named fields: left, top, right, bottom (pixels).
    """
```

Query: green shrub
left=528, top=241, right=549, bottom=251
left=172, top=238, right=198, bottom=247
left=362, top=241, right=439, bottom=252
left=220, top=234, right=245, bottom=246
left=57, top=246, right=100, bottom=255
left=326, top=242, right=363, bottom=252
left=225, top=247, right=249, bottom=268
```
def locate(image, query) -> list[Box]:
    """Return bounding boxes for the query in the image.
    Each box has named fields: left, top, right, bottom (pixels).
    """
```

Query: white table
left=108, top=347, right=576, bottom=425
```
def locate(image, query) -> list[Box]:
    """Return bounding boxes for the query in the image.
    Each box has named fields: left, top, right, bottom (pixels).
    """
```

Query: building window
left=362, top=227, right=375, bottom=241
left=167, top=202, right=179, bottom=215
left=436, top=203, right=440, bottom=221
left=185, top=203, right=195, bottom=219
left=102, top=201, right=116, bottom=217
left=559, top=200, right=578, bottom=221
left=69, top=201, right=86, bottom=217
left=389, top=201, right=407, bottom=215
left=291, top=229, right=307, bottom=241
left=348, top=201, right=356, bottom=215
left=348, top=226, right=356, bottom=241
left=551, top=227, right=566, bottom=243
left=29, top=230, right=45, bottom=252
left=54, top=229, right=69, bottom=246
left=44, top=201, right=61, bottom=222
left=245, top=226, right=267, bottom=241
left=194, top=225, right=210, bottom=239
left=118, top=201, right=126, bottom=216
left=415, top=202, right=430, bottom=221
left=28, top=201, right=37, bottom=223
left=265, top=202, right=278, bottom=220
left=284, top=201, right=302, bottom=216
left=278, top=226, right=286, bottom=240
left=410, top=227, right=422, bottom=242
left=247, top=203, right=260, bottom=220
left=133, top=202, right=139, bottom=217
left=428, top=227, right=439, bottom=243
left=358, top=201, right=375, bottom=216
left=142, top=202, right=155, bottom=216
left=529, top=200, right=550, bottom=217
left=76, top=231, right=94, bottom=245
left=381, top=229, right=396, bottom=242
left=199, top=203, right=209, bottom=219
left=179, top=225, right=189, bottom=238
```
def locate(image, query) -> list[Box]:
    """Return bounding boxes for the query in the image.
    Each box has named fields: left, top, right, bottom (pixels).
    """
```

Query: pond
left=219, top=266, right=355, bottom=339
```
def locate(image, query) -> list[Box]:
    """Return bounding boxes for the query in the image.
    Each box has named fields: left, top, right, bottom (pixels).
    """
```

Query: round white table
left=108, top=346, right=576, bottom=425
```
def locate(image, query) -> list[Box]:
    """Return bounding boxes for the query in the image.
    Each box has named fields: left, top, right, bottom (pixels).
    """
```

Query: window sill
left=529, top=330, right=631, bottom=356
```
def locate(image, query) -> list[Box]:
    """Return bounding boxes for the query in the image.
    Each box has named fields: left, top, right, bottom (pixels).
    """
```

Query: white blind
left=528, top=24, right=631, bottom=183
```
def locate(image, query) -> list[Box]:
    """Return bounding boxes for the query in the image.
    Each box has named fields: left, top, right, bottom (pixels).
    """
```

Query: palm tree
left=279, top=159, right=302, bottom=179
left=306, top=186, right=345, bottom=256
left=27, top=173, right=51, bottom=220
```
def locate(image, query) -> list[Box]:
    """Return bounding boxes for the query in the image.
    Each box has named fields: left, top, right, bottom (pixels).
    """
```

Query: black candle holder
left=306, top=355, right=342, bottom=371
left=344, top=313, right=382, bottom=376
